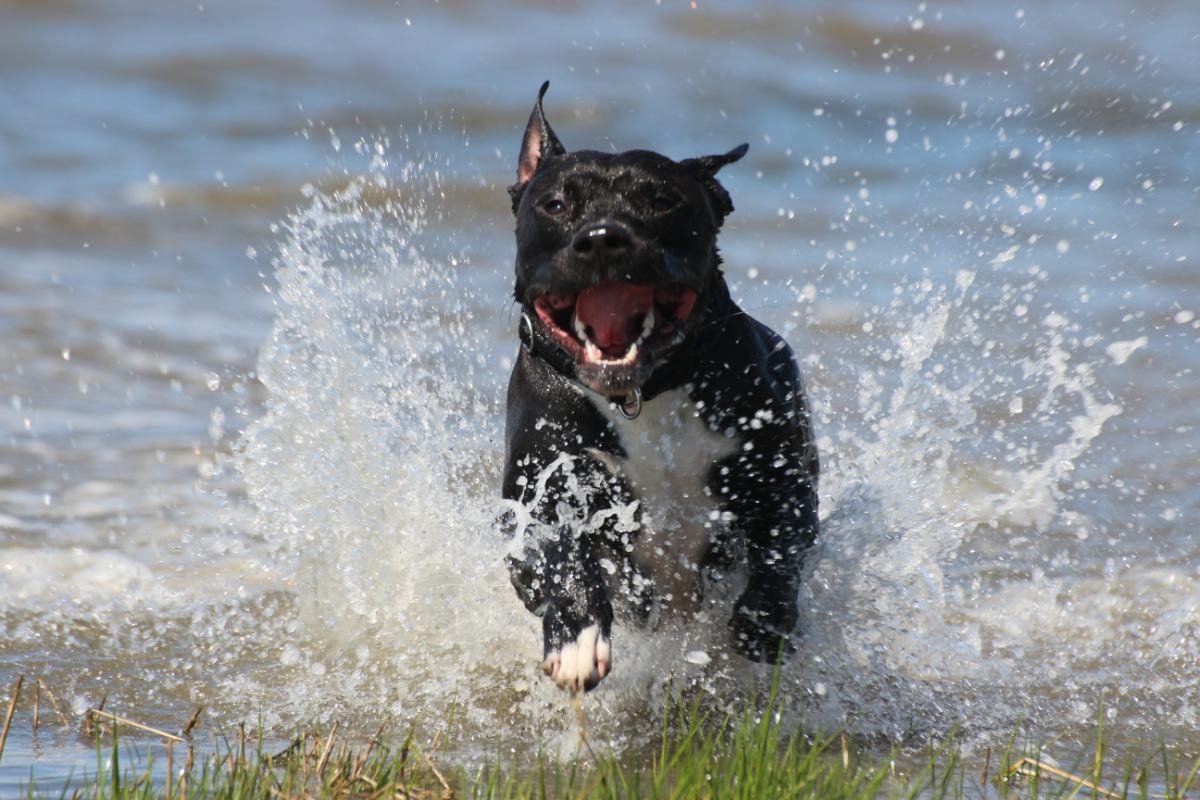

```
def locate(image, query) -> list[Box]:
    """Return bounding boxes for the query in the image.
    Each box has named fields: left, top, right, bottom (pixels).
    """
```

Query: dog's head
left=509, top=82, right=748, bottom=398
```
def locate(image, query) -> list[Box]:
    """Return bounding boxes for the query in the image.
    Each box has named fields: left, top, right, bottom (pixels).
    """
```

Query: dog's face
left=510, top=83, right=748, bottom=397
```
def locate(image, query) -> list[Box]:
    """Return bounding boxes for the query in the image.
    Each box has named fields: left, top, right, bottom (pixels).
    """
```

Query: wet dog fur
left=502, top=83, right=819, bottom=692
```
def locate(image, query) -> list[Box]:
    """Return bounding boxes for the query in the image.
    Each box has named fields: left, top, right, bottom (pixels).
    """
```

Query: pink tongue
left=575, top=283, right=654, bottom=352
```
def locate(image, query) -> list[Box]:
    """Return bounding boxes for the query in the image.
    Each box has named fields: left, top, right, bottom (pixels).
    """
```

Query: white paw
left=543, top=624, right=611, bottom=692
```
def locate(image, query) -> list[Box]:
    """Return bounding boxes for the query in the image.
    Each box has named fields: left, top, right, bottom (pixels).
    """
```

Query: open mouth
left=532, top=283, right=698, bottom=392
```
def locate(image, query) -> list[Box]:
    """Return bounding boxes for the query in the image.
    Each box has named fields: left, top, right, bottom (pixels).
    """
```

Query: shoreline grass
left=2, top=673, right=1198, bottom=799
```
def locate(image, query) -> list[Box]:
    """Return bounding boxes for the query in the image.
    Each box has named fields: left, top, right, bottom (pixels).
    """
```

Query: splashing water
left=219, top=138, right=1182, bottom=756
left=229, top=147, right=536, bottom=735
left=792, top=276, right=1129, bottom=741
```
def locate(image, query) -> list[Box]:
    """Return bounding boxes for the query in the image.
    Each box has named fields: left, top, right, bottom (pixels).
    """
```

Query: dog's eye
left=650, top=194, right=676, bottom=213
left=542, top=198, right=567, bottom=216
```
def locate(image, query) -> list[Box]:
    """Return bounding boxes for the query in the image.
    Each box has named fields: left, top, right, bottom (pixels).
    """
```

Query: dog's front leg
left=721, top=452, right=819, bottom=662
left=535, top=531, right=613, bottom=692
left=501, top=353, right=626, bottom=691
left=502, top=450, right=618, bottom=691
left=505, top=513, right=615, bottom=692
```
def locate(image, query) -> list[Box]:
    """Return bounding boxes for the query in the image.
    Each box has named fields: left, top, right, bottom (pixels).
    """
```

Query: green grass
left=5, top=677, right=1200, bottom=799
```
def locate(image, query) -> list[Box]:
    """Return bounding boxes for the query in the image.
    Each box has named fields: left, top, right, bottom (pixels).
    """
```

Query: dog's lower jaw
left=575, top=360, right=654, bottom=398
left=543, top=623, right=612, bottom=693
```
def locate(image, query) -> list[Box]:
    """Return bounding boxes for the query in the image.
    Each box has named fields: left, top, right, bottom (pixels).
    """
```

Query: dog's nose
left=571, top=223, right=632, bottom=258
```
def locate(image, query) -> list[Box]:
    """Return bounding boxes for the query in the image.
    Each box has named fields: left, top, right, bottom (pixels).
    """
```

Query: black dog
left=502, top=83, right=819, bottom=692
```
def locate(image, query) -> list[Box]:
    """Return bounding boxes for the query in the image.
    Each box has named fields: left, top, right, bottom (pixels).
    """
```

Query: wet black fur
left=501, top=83, right=819, bottom=689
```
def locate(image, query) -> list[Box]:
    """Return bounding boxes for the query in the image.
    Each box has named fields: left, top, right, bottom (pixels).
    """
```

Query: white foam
left=0, top=547, right=162, bottom=608
left=1106, top=336, right=1148, bottom=365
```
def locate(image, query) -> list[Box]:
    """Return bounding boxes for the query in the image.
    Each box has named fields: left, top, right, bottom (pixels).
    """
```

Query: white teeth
left=640, top=307, right=656, bottom=340
left=584, top=339, right=639, bottom=366
left=612, top=342, right=638, bottom=365
left=575, top=308, right=654, bottom=367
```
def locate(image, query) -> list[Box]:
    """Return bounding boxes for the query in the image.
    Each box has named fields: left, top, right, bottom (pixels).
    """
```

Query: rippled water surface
left=2, top=0, right=1198, bottom=790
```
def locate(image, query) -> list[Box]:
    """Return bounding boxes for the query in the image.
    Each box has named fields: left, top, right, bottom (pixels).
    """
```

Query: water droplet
left=1105, top=336, right=1148, bottom=365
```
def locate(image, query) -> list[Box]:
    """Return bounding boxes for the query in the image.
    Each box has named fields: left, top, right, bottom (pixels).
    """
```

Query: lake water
left=1, top=0, right=1198, bottom=790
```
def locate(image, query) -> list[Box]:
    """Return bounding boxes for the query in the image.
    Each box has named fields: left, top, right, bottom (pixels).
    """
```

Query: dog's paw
left=543, top=623, right=611, bottom=692
left=729, top=588, right=798, bottom=662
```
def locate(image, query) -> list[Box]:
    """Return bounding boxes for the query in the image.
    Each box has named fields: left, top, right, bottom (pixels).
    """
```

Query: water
left=2, top=0, right=1198, bottom=790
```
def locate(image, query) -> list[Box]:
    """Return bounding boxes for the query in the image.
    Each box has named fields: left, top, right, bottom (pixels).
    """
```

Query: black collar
left=518, top=310, right=579, bottom=385
left=518, top=310, right=646, bottom=417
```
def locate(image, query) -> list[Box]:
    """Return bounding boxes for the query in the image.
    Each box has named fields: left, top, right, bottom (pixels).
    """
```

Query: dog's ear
left=680, top=143, right=749, bottom=224
left=509, top=81, right=566, bottom=213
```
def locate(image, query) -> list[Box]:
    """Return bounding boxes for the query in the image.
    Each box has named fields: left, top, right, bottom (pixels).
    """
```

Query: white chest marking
left=588, top=389, right=740, bottom=605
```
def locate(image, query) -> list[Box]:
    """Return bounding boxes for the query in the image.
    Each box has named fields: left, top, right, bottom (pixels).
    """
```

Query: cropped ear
left=508, top=81, right=566, bottom=213
left=679, top=142, right=749, bottom=178
left=679, top=143, right=749, bottom=224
